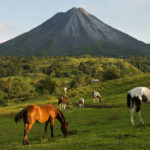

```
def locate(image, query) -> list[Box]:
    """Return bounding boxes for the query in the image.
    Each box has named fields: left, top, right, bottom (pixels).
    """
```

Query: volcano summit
left=0, top=7, right=149, bottom=57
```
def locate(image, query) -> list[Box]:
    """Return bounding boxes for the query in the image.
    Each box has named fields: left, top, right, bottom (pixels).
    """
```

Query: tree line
left=0, top=55, right=149, bottom=106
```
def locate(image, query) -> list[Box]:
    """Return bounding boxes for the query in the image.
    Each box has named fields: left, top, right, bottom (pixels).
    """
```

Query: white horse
left=127, top=87, right=150, bottom=125
left=64, top=87, right=67, bottom=95
left=93, top=91, right=102, bottom=103
left=92, top=79, right=99, bottom=84
left=78, top=98, right=85, bottom=108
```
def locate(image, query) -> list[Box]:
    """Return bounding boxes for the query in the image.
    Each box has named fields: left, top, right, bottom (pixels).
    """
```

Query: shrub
left=0, top=91, right=8, bottom=106
left=36, top=77, right=57, bottom=94
left=103, top=65, right=121, bottom=80
left=70, top=75, right=85, bottom=88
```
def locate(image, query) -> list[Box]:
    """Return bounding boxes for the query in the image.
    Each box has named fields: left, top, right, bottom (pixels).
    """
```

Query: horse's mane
left=57, top=109, right=66, bottom=123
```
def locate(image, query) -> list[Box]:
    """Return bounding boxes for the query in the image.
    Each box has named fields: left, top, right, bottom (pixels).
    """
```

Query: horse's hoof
left=23, top=140, right=29, bottom=145
left=26, top=141, right=29, bottom=145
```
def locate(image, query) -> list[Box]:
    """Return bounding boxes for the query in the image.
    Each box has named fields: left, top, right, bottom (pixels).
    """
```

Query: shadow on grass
left=135, top=123, right=150, bottom=128
left=73, top=102, right=124, bottom=109
left=69, top=130, right=78, bottom=135
left=116, top=133, right=136, bottom=139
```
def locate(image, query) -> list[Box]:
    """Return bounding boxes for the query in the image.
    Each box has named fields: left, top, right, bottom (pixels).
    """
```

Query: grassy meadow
left=1, top=56, right=150, bottom=149
left=1, top=74, right=150, bottom=149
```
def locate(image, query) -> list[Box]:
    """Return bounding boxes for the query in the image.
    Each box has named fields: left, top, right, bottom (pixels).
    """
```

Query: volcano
left=0, top=7, right=149, bottom=57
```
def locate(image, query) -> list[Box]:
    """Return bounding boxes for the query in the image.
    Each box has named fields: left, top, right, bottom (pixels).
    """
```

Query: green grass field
left=1, top=74, right=150, bottom=150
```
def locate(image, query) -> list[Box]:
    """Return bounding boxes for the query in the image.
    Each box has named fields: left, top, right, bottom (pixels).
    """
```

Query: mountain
left=0, top=7, right=150, bottom=57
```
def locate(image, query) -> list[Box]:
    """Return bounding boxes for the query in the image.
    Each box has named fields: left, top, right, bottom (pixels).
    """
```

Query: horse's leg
left=99, top=97, right=102, bottom=103
left=23, top=123, right=28, bottom=145
left=130, top=103, right=135, bottom=125
left=93, top=98, right=95, bottom=103
left=138, top=111, right=144, bottom=124
left=59, top=104, right=61, bottom=110
left=43, top=121, right=49, bottom=138
left=50, top=118, right=55, bottom=137
left=135, top=99, right=144, bottom=124
left=23, top=122, right=34, bottom=145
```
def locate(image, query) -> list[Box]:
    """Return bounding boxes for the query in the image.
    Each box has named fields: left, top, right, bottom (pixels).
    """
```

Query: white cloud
left=0, top=22, right=12, bottom=30
left=78, top=5, right=88, bottom=9
left=77, top=5, right=98, bottom=11
left=0, top=39, right=7, bottom=43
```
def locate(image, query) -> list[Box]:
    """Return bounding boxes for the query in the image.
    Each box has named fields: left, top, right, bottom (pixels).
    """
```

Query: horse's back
left=63, top=97, right=68, bottom=104
left=128, top=87, right=149, bottom=95
left=60, top=97, right=68, bottom=104
left=26, top=104, right=58, bottom=123
left=128, top=87, right=150, bottom=101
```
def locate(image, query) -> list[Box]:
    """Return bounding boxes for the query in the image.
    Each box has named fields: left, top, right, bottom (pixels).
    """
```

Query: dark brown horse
left=15, top=103, right=69, bottom=145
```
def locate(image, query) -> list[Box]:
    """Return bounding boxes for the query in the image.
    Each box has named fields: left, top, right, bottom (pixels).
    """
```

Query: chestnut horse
left=15, top=103, right=69, bottom=145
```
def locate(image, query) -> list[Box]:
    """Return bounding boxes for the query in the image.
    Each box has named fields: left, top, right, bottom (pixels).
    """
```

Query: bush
left=44, top=64, right=62, bottom=77
left=0, top=77, right=36, bottom=100
left=70, top=75, right=86, bottom=88
left=103, top=65, right=121, bottom=80
left=36, top=77, right=57, bottom=94
left=0, top=92, right=8, bottom=106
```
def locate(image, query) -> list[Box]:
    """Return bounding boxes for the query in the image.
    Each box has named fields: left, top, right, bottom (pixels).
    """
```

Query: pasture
left=1, top=74, right=150, bottom=150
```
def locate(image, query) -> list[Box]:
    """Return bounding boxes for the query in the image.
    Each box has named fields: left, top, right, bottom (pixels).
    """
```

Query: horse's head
left=58, top=97, right=63, bottom=104
left=99, top=96, right=103, bottom=103
left=61, top=122, right=69, bottom=137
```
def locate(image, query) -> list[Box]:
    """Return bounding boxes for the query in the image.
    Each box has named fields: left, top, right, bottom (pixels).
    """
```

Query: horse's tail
left=15, top=108, right=27, bottom=123
left=127, top=93, right=131, bottom=108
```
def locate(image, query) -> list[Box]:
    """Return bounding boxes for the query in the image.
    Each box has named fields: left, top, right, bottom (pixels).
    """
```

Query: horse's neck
left=57, top=110, right=65, bottom=124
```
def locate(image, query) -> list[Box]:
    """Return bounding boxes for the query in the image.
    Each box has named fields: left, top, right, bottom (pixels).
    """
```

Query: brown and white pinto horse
left=78, top=98, right=85, bottom=108
left=129, top=72, right=133, bottom=79
left=15, top=104, right=69, bottom=145
left=58, top=97, right=69, bottom=110
left=92, top=91, right=102, bottom=103
left=127, top=87, right=150, bottom=125
left=92, top=79, right=99, bottom=84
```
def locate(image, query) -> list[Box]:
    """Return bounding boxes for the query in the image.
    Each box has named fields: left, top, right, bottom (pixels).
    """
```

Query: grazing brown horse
left=58, top=97, right=69, bottom=110
left=15, top=104, right=69, bottom=145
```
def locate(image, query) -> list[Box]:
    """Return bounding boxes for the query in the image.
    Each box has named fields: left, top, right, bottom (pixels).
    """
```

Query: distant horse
left=64, top=87, right=67, bottom=95
left=127, top=87, right=150, bottom=125
left=78, top=98, right=85, bottom=108
left=15, top=104, right=69, bottom=145
left=58, top=97, right=69, bottom=110
left=92, top=79, right=99, bottom=84
left=129, top=72, right=133, bottom=79
left=93, top=91, right=102, bottom=103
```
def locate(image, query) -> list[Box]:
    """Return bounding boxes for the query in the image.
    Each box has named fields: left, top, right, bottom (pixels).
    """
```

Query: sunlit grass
left=1, top=74, right=150, bottom=149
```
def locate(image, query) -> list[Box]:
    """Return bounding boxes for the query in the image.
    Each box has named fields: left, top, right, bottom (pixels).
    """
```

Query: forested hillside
left=1, top=55, right=150, bottom=106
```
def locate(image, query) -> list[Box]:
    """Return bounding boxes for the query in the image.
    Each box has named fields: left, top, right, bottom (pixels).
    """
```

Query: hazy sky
left=0, top=0, right=150, bottom=44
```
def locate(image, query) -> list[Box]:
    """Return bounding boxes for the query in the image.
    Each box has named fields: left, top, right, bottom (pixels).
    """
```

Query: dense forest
left=0, top=55, right=150, bottom=106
